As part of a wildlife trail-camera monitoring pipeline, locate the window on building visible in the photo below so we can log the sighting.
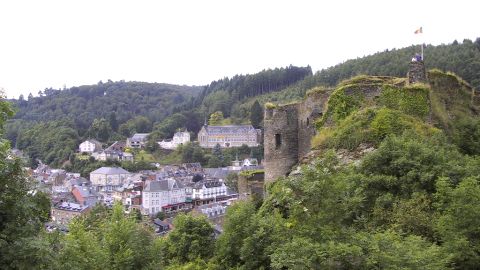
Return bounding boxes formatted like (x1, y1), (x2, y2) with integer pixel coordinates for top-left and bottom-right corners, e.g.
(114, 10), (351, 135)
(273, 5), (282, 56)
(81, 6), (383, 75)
(275, 134), (281, 149)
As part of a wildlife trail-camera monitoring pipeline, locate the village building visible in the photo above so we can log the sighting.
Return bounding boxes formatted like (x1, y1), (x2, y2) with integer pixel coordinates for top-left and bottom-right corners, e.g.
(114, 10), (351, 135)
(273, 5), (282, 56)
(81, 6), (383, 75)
(126, 133), (150, 149)
(142, 179), (186, 215)
(192, 179), (234, 206)
(89, 167), (131, 194)
(91, 150), (134, 162)
(106, 141), (126, 151)
(51, 202), (90, 226)
(72, 186), (102, 206)
(197, 124), (262, 148)
(79, 139), (102, 153)
(195, 201), (228, 225)
(158, 129), (190, 149)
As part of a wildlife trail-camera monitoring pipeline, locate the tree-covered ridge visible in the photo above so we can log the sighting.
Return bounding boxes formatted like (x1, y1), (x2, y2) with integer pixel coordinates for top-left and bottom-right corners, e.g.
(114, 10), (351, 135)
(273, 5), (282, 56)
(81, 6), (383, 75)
(171, 65), (313, 119)
(12, 80), (202, 125)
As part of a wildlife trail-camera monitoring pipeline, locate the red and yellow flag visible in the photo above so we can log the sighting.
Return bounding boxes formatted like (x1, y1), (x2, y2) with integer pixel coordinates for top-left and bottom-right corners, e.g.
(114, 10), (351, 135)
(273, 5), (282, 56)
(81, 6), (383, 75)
(414, 27), (422, 34)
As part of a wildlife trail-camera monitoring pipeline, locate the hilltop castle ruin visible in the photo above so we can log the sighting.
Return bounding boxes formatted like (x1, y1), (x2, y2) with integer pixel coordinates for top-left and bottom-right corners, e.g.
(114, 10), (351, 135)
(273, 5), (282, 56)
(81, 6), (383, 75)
(264, 61), (426, 183)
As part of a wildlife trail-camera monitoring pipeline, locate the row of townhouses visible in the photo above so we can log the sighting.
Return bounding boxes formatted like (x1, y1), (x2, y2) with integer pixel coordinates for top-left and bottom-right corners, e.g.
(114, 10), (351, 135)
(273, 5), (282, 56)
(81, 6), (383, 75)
(31, 161), (263, 229)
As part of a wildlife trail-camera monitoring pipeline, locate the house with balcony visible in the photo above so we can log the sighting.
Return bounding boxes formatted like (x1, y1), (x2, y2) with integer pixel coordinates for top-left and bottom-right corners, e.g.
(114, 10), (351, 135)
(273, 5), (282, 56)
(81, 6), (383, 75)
(192, 179), (229, 206)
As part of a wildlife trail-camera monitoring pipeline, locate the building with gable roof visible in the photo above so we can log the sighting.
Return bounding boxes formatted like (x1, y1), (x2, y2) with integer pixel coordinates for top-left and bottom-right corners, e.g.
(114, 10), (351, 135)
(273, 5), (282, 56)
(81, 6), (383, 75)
(158, 129), (190, 149)
(106, 141), (126, 151)
(90, 167), (131, 193)
(142, 179), (186, 215)
(72, 186), (102, 206)
(92, 150), (134, 162)
(79, 139), (102, 153)
(197, 124), (262, 148)
(126, 133), (150, 149)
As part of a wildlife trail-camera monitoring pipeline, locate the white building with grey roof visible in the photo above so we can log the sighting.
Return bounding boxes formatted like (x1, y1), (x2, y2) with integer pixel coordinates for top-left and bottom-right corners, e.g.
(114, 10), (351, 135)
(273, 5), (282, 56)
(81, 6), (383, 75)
(142, 179), (186, 215)
(197, 124), (262, 148)
(192, 179), (229, 206)
(90, 167), (131, 194)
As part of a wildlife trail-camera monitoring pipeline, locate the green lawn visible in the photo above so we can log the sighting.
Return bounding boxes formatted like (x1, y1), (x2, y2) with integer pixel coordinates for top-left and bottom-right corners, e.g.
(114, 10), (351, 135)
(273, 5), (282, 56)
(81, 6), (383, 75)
(134, 150), (157, 162)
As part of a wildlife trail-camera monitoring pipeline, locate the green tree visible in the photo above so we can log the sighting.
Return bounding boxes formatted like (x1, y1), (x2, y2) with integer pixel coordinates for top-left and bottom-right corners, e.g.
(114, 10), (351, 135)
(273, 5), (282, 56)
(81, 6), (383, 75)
(225, 172), (239, 192)
(181, 142), (195, 163)
(250, 100), (263, 129)
(192, 147), (205, 163)
(209, 111), (224, 126)
(0, 90), (52, 268)
(214, 201), (257, 268)
(108, 111), (119, 132)
(211, 143), (223, 160)
(208, 156), (222, 168)
(162, 212), (215, 265)
(61, 202), (157, 269)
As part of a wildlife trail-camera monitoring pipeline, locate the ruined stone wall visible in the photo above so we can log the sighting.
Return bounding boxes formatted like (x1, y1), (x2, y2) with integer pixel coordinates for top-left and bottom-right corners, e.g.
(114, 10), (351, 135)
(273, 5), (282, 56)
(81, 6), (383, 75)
(408, 61), (426, 84)
(264, 91), (332, 184)
(296, 91), (332, 160)
(238, 172), (265, 201)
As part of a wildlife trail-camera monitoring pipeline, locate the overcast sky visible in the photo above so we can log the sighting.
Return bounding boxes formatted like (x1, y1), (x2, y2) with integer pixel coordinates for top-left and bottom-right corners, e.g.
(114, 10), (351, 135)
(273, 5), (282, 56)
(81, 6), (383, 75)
(1, 0), (478, 99)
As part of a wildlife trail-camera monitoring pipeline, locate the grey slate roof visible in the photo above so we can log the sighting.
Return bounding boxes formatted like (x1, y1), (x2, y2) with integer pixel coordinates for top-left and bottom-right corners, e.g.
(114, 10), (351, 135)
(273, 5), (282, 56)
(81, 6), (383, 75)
(144, 179), (184, 192)
(203, 168), (231, 179)
(75, 186), (94, 198)
(193, 179), (224, 189)
(90, 167), (131, 175)
(204, 125), (259, 135)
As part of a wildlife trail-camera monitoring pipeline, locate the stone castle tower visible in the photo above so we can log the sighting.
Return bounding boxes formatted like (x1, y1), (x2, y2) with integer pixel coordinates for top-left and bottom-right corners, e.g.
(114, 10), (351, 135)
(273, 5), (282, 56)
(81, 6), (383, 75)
(408, 61), (426, 84)
(264, 91), (331, 184)
(264, 61), (426, 184)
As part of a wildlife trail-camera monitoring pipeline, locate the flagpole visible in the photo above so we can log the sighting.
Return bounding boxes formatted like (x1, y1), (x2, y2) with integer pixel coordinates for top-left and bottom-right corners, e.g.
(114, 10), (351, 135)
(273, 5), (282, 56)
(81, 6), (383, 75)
(421, 43), (424, 61)
(422, 27), (424, 61)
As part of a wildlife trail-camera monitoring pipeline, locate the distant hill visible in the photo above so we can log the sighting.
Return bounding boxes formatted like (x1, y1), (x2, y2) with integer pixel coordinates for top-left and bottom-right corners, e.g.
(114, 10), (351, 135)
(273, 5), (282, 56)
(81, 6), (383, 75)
(12, 81), (202, 125)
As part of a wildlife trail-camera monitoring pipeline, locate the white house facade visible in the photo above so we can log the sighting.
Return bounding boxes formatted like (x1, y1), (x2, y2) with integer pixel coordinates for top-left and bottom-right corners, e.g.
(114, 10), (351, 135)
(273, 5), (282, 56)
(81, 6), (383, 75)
(192, 179), (227, 200)
(158, 129), (190, 149)
(142, 179), (186, 215)
(89, 167), (131, 193)
(79, 139), (102, 153)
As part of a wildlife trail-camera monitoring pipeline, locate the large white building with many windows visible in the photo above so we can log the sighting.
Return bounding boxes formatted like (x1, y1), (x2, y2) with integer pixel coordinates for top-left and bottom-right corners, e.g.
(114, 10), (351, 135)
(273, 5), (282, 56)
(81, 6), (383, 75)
(197, 125), (262, 148)
(142, 179), (186, 215)
(89, 167), (131, 194)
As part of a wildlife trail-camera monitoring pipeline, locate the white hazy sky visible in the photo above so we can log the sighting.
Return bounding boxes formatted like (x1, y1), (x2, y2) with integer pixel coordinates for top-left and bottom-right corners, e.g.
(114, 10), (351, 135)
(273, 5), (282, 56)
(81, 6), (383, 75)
(1, 0), (478, 99)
